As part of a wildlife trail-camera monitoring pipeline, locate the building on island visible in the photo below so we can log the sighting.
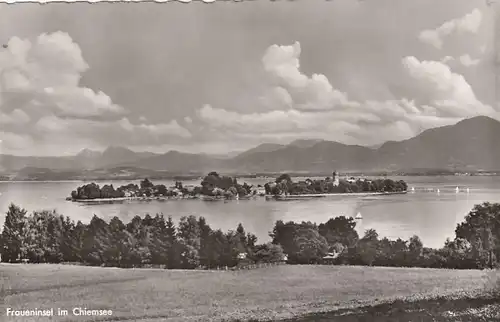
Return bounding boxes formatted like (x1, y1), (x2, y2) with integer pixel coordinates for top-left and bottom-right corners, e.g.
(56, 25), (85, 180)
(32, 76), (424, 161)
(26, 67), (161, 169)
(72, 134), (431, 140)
(332, 171), (340, 186)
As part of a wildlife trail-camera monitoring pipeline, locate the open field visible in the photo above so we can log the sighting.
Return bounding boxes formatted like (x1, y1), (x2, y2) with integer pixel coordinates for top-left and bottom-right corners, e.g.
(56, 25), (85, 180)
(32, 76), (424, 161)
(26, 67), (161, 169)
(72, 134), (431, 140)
(0, 264), (496, 322)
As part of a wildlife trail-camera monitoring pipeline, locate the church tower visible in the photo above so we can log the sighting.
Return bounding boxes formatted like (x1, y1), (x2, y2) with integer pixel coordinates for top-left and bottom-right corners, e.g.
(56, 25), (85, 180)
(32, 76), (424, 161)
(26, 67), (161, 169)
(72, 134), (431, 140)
(332, 171), (339, 186)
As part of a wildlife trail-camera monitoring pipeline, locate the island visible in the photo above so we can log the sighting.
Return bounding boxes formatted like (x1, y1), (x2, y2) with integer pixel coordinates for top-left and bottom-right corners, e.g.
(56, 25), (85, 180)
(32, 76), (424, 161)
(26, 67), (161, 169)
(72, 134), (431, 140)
(264, 171), (408, 200)
(66, 172), (259, 203)
(66, 171), (407, 203)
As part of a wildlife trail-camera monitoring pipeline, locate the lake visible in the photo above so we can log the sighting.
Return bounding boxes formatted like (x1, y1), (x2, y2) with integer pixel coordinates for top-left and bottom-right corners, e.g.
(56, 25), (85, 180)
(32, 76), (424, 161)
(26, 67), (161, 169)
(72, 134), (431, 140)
(1, 176), (500, 248)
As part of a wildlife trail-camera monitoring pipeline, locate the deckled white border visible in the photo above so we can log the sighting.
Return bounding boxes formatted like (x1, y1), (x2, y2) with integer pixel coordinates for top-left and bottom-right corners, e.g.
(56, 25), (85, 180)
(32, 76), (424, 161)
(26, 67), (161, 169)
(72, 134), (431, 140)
(0, 0), (257, 3)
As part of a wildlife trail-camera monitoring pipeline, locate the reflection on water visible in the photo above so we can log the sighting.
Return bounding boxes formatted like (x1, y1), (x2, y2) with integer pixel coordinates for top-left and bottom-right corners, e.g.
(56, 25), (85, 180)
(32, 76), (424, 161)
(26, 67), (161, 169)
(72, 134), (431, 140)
(0, 176), (500, 248)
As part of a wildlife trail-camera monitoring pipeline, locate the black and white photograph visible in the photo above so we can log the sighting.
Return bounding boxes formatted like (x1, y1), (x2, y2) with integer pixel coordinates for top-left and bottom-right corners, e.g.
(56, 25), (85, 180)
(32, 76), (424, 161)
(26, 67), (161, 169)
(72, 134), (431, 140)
(0, 0), (499, 321)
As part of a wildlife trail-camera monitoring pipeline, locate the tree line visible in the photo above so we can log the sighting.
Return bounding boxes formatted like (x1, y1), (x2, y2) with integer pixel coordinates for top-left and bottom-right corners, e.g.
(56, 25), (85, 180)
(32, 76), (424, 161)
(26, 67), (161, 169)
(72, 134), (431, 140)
(271, 202), (500, 269)
(70, 173), (256, 201)
(70, 178), (190, 200)
(265, 173), (408, 195)
(1, 201), (499, 270)
(0, 203), (284, 268)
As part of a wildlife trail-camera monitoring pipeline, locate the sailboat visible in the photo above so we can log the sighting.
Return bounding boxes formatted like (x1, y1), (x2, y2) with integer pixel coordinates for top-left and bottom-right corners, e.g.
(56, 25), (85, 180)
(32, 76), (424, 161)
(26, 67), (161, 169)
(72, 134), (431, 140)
(355, 212), (363, 220)
(437, 189), (440, 194)
(466, 188), (470, 193)
(455, 187), (460, 193)
(411, 187), (415, 193)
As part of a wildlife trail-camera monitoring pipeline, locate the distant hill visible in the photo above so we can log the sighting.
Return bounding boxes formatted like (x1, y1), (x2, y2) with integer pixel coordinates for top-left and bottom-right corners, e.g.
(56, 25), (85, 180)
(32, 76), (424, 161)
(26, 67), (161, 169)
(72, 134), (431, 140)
(98, 146), (159, 168)
(227, 141), (376, 173)
(0, 155), (77, 172)
(234, 143), (286, 159)
(377, 115), (500, 171)
(2, 116), (500, 179)
(288, 139), (325, 148)
(119, 150), (222, 173)
(0, 146), (161, 174)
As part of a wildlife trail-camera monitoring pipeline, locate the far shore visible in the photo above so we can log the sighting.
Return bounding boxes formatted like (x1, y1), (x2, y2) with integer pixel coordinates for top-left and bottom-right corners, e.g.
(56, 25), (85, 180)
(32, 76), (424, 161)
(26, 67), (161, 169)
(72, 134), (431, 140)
(2, 172), (499, 183)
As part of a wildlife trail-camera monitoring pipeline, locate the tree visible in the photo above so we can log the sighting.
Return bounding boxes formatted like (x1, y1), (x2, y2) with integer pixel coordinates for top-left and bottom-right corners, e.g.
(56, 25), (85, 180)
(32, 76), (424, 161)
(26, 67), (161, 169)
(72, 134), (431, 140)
(356, 229), (379, 266)
(106, 217), (134, 267)
(455, 202), (500, 268)
(81, 215), (111, 265)
(210, 229), (233, 267)
(154, 185), (168, 197)
(1, 204), (27, 262)
(407, 235), (423, 265)
(270, 220), (297, 256)
(140, 178), (154, 190)
(59, 215), (77, 262)
(252, 243), (285, 263)
(22, 211), (48, 263)
(178, 216), (201, 268)
(74, 183), (101, 199)
(292, 227), (328, 264)
(165, 216), (181, 269)
(318, 216), (359, 248)
(44, 211), (65, 263)
(198, 217), (213, 268)
(442, 238), (475, 269)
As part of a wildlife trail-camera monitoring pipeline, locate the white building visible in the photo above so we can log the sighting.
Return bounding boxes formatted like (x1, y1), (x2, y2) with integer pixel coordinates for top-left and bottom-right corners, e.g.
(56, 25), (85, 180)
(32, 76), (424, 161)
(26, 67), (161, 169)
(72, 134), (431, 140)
(332, 171), (340, 186)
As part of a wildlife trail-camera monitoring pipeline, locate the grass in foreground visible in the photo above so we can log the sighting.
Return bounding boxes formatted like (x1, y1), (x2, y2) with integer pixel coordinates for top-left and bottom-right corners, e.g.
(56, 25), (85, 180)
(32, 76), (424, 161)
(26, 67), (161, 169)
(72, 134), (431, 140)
(0, 264), (495, 321)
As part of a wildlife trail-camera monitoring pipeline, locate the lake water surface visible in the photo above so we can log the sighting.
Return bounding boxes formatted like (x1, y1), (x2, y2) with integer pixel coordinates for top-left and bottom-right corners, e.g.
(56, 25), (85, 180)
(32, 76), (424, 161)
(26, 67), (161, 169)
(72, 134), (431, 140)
(1, 176), (500, 248)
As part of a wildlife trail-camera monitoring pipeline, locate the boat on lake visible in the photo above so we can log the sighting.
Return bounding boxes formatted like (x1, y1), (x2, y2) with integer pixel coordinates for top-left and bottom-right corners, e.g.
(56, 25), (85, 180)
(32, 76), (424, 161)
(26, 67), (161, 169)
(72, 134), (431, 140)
(355, 212), (363, 220)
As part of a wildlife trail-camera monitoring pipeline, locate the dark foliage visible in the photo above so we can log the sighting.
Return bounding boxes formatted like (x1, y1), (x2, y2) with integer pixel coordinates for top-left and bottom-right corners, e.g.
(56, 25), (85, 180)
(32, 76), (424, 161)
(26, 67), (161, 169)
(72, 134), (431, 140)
(3, 201), (500, 271)
(265, 174), (407, 196)
(0, 204), (282, 269)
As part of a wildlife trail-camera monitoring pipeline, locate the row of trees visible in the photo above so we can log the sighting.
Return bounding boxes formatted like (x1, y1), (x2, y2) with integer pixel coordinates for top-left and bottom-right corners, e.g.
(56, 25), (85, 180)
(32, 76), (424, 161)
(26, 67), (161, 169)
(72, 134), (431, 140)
(270, 202), (500, 269)
(70, 179), (199, 200)
(1, 201), (498, 270)
(70, 173), (256, 200)
(200, 172), (254, 198)
(0, 204), (285, 268)
(265, 174), (408, 195)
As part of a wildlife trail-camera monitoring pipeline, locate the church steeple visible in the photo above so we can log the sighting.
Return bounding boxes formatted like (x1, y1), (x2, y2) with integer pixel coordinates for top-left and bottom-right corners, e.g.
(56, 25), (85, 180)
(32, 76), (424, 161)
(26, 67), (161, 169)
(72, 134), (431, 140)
(332, 170), (339, 186)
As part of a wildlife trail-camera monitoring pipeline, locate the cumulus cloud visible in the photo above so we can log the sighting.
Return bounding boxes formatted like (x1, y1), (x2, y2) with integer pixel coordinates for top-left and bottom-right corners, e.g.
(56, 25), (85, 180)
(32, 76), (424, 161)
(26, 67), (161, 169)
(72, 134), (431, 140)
(0, 32), (191, 155)
(418, 9), (482, 49)
(441, 56), (454, 64)
(258, 87), (293, 110)
(0, 32), (124, 118)
(459, 54), (480, 66)
(261, 42), (358, 111)
(35, 115), (191, 139)
(440, 54), (480, 67)
(0, 109), (30, 125)
(402, 56), (493, 116)
(197, 41), (493, 147)
(31, 115), (191, 155)
(0, 131), (35, 153)
(184, 116), (193, 124)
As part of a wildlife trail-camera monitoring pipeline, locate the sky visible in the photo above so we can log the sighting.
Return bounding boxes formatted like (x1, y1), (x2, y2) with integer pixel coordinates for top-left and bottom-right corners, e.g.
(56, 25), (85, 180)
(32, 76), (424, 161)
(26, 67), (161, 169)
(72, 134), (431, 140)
(0, 0), (497, 156)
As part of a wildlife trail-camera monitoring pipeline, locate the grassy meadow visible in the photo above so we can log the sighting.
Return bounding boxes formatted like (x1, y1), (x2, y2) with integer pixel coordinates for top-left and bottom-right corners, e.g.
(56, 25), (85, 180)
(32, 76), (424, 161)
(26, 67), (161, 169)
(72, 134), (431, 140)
(1, 264), (497, 321)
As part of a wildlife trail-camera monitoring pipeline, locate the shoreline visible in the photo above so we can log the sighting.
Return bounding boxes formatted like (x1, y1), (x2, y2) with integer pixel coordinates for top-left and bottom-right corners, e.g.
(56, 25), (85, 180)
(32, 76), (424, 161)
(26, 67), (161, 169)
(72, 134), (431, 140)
(68, 191), (407, 203)
(266, 191), (407, 200)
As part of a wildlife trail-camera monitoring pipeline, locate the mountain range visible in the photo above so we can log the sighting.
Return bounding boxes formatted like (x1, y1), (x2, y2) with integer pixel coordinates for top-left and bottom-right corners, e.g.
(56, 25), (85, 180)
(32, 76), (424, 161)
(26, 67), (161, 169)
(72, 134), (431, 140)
(2, 115), (500, 180)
